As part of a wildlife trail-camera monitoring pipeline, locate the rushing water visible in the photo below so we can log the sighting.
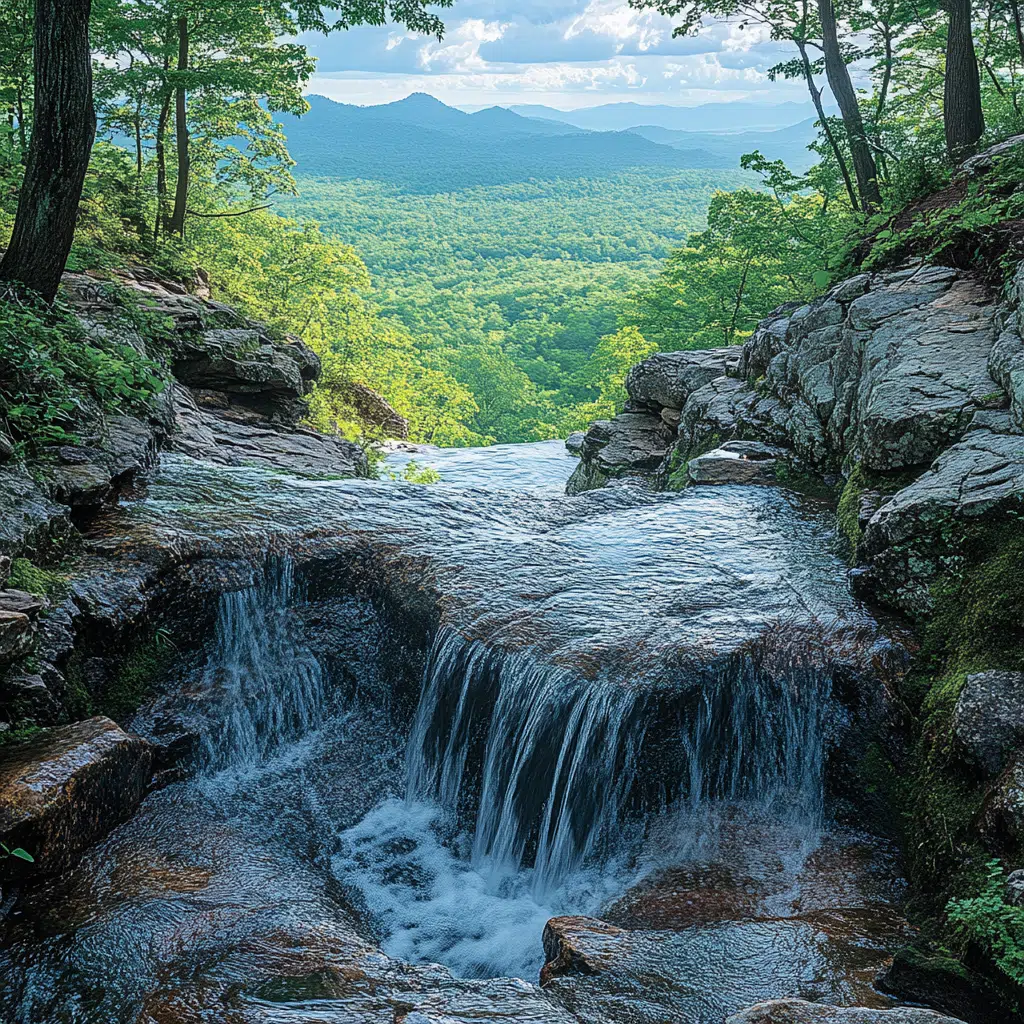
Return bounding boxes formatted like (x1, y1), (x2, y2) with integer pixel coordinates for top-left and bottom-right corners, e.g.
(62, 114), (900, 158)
(0, 440), (908, 1022)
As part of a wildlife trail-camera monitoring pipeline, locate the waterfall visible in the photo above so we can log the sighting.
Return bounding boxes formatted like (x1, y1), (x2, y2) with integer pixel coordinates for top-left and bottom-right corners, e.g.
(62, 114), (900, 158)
(199, 558), (326, 767)
(405, 626), (834, 894)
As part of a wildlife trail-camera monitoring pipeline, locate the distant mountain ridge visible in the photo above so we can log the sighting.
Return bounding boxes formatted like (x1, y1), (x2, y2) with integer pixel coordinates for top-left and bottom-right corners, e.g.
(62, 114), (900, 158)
(279, 94), (817, 192)
(507, 100), (831, 133)
(281, 94), (726, 192)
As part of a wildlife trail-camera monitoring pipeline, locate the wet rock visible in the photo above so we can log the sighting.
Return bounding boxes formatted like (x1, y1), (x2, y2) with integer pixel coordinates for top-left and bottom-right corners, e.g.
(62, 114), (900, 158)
(68, 561), (156, 637)
(0, 589), (47, 617)
(541, 916), (625, 984)
(46, 461), (113, 506)
(540, 897), (911, 1024)
(0, 672), (60, 722)
(953, 671), (1024, 775)
(565, 430), (586, 455)
(990, 301), (1024, 431)
(169, 383), (368, 477)
(726, 1000), (966, 1023)
(565, 457), (610, 495)
(0, 717), (152, 879)
(0, 466), (72, 559)
(688, 441), (784, 486)
(1006, 869), (1024, 907)
(0, 432), (14, 462)
(42, 413), (162, 508)
(626, 346), (740, 409)
(0, 610), (33, 665)
(572, 413), (674, 485)
(983, 752), (1024, 850)
(858, 429), (1024, 616)
(878, 943), (1008, 1023)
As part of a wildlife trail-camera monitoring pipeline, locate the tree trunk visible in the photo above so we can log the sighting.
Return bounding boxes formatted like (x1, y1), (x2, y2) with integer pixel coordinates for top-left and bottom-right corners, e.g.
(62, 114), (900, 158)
(944, 0), (985, 160)
(818, 0), (882, 211)
(154, 89), (171, 238)
(134, 96), (143, 179)
(796, 39), (860, 212)
(0, 0), (95, 304)
(167, 15), (190, 238)
(1009, 0), (1024, 69)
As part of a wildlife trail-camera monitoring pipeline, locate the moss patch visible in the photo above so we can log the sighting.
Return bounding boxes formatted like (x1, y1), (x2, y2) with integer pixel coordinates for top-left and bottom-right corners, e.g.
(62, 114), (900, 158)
(888, 515), (1024, 998)
(0, 724), (49, 748)
(837, 466), (865, 555)
(6, 558), (69, 599)
(97, 630), (176, 724)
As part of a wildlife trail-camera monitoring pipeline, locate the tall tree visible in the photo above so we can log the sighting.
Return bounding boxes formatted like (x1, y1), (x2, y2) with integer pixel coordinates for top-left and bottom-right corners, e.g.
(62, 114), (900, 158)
(0, 0), (95, 302)
(630, 0), (862, 211)
(817, 0), (882, 209)
(944, 0), (986, 157)
(167, 14), (190, 235)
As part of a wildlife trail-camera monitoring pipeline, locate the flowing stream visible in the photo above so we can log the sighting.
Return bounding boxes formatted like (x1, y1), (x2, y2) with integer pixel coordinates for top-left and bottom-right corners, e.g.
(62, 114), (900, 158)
(0, 440), (909, 1023)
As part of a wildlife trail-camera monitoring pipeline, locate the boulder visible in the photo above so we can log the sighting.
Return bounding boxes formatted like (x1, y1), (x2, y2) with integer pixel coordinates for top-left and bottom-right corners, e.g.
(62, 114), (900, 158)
(726, 1000), (966, 1023)
(672, 375), (755, 462)
(172, 328), (307, 406)
(737, 265), (1001, 473)
(625, 347), (739, 410)
(0, 717), (152, 879)
(565, 431), (586, 456)
(687, 441), (784, 486)
(41, 412), (162, 508)
(0, 610), (33, 665)
(983, 752), (1024, 849)
(858, 428), (1024, 617)
(540, 916), (625, 984)
(0, 466), (72, 559)
(1007, 869), (1024, 907)
(953, 671), (1024, 775)
(577, 414), (675, 477)
(0, 589), (46, 617)
(878, 943), (1010, 1023)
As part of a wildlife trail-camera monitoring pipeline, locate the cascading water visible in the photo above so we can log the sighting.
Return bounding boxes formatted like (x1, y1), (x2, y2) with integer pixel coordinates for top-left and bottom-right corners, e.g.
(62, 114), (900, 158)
(402, 626), (835, 897)
(197, 557), (325, 768)
(0, 443), (908, 1023)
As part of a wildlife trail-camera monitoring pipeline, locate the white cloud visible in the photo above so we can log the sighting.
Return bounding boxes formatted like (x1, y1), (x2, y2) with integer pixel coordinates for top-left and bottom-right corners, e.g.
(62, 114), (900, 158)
(563, 1), (667, 52)
(419, 19), (511, 72)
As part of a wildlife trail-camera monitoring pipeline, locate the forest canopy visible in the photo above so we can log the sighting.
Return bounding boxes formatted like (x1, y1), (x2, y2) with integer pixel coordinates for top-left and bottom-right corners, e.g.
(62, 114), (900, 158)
(0, 0), (1023, 448)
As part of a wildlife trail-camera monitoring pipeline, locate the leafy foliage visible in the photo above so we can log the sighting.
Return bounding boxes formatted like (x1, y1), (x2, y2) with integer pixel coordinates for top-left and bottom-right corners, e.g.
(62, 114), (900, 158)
(948, 861), (1024, 984)
(0, 294), (166, 455)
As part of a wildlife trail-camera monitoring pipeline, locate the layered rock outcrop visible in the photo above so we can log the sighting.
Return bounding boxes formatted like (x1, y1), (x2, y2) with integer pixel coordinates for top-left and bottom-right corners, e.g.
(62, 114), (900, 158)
(0, 268), (372, 755)
(568, 260), (1024, 620)
(0, 717), (151, 882)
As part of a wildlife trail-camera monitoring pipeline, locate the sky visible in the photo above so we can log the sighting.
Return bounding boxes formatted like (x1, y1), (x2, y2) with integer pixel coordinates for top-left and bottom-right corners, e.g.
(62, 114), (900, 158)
(301, 1), (814, 110)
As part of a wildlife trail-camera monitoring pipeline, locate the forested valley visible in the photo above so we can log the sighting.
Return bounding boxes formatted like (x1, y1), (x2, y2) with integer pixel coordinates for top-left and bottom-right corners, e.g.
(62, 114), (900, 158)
(1, 0), (1023, 452)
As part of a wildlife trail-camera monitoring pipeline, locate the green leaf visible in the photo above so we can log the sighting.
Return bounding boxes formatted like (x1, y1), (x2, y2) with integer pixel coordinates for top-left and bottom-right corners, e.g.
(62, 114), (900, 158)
(812, 270), (831, 290)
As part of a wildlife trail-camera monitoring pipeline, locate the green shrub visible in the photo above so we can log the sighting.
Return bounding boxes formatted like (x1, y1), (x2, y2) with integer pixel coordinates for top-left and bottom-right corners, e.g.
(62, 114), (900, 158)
(0, 294), (166, 456)
(948, 861), (1024, 985)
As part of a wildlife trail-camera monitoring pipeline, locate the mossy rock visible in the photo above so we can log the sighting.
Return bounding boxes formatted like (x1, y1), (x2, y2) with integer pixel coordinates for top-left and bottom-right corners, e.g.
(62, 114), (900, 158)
(880, 942), (1020, 1023)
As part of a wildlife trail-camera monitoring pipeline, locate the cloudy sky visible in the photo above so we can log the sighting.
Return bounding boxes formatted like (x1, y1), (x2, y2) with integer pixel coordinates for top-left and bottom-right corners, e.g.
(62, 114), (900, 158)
(301, 1), (813, 110)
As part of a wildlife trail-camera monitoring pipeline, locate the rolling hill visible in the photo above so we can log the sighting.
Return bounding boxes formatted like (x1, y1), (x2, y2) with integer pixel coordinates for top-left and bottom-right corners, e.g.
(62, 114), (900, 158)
(506, 100), (829, 133)
(279, 94), (725, 191)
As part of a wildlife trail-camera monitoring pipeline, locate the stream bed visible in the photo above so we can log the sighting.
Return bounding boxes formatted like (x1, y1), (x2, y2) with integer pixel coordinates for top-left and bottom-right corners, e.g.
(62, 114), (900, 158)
(0, 440), (912, 1023)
